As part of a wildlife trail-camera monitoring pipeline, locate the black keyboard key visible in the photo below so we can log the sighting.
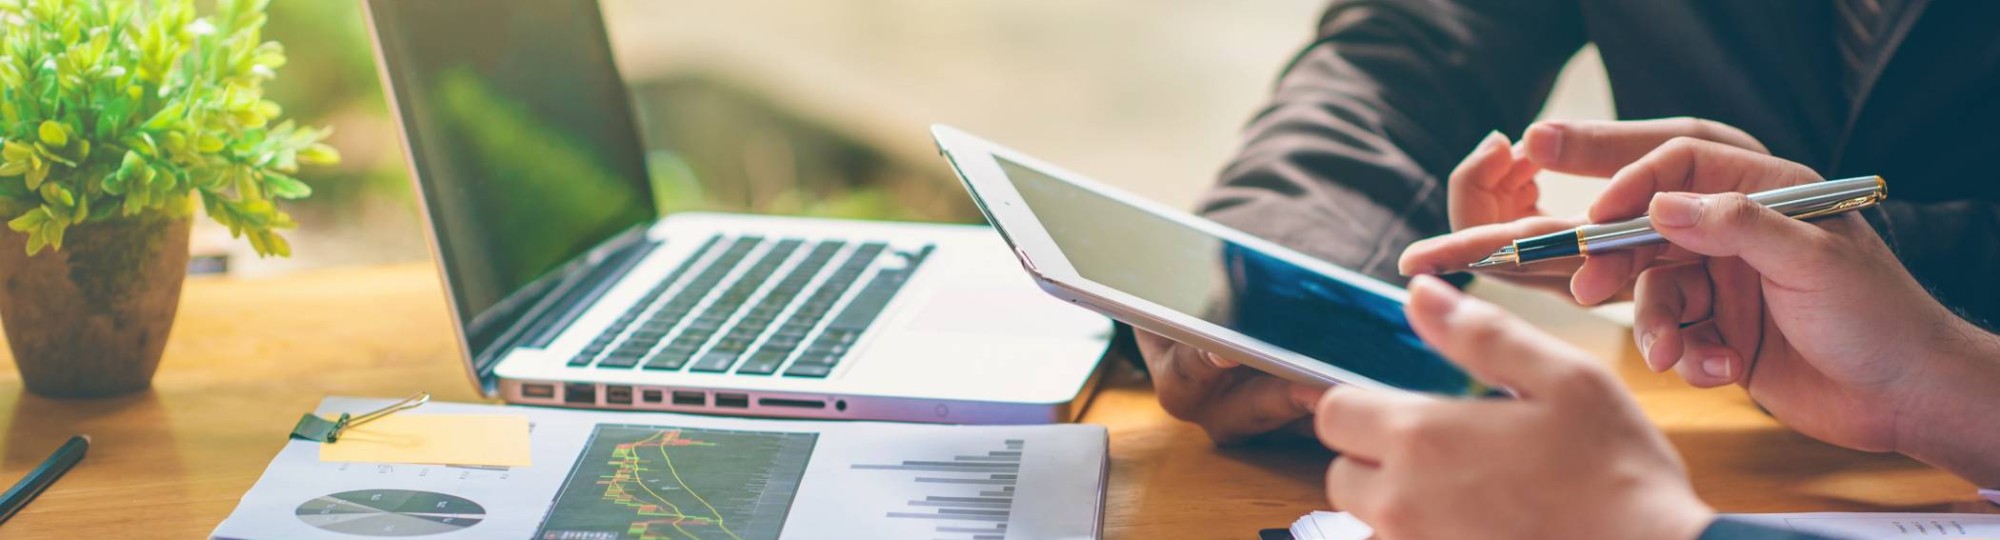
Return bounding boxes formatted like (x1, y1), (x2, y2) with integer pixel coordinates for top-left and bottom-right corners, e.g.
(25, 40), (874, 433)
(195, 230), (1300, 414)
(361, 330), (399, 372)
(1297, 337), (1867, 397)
(784, 363), (833, 378)
(689, 352), (741, 373)
(736, 352), (788, 375)
(598, 353), (643, 368)
(642, 351), (695, 371)
(827, 270), (911, 331)
(568, 354), (597, 367)
(793, 353), (839, 366)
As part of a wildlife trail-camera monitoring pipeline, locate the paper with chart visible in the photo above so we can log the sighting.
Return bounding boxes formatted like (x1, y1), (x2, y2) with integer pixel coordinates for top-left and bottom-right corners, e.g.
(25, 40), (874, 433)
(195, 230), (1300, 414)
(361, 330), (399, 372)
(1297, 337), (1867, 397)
(212, 397), (1107, 540)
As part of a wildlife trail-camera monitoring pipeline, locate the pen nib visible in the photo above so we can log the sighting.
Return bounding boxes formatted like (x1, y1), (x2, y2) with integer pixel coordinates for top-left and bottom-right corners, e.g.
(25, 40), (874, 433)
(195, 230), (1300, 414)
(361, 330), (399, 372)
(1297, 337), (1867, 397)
(1468, 249), (1517, 269)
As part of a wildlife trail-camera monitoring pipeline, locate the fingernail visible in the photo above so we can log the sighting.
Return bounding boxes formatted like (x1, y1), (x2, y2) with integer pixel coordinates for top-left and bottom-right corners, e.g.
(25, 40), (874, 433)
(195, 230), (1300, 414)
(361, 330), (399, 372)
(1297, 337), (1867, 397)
(1524, 122), (1564, 165)
(1638, 332), (1655, 361)
(1651, 193), (1705, 228)
(1291, 385), (1325, 411)
(1474, 130), (1508, 157)
(1701, 357), (1731, 380)
(1203, 352), (1233, 369)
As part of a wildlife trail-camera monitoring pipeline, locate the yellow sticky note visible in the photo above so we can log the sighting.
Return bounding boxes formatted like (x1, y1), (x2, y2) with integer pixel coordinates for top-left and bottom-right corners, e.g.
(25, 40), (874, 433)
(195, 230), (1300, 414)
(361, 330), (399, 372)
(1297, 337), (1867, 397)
(319, 415), (531, 467)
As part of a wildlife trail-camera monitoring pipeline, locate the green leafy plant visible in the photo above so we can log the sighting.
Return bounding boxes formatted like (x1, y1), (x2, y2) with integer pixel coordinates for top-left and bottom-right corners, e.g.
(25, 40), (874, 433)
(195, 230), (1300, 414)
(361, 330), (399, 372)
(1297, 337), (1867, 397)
(0, 0), (338, 256)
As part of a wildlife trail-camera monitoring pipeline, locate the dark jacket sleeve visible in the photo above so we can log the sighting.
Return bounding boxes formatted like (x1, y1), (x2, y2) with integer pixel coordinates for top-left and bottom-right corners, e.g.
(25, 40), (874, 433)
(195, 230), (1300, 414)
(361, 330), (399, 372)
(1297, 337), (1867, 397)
(1874, 201), (2000, 328)
(1199, 0), (1586, 283)
(1699, 517), (1845, 540)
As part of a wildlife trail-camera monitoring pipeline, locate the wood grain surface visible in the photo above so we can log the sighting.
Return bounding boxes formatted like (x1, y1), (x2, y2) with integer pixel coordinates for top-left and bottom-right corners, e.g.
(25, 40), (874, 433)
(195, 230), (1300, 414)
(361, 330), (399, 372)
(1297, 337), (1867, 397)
(0, 264), (1988, 538)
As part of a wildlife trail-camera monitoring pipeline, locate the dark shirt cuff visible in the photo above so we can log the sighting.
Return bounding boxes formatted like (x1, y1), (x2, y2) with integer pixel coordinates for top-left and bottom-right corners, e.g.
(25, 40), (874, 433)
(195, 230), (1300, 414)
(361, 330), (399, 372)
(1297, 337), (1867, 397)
(1699, 516), (1843, 540)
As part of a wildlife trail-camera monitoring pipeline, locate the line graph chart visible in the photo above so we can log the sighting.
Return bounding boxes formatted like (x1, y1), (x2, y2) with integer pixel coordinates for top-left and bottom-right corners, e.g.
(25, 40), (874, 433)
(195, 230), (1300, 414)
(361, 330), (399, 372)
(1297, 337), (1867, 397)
(536, 424), (816, 540)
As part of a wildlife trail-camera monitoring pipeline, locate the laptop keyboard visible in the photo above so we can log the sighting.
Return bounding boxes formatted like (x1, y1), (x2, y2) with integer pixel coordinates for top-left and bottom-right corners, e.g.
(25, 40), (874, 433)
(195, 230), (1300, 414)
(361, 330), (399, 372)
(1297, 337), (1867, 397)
(568, 233), (931, 378)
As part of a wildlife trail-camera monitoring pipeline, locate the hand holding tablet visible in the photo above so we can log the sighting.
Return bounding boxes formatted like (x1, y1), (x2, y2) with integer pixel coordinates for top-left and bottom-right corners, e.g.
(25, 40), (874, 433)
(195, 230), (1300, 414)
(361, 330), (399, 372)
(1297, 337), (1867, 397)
(933, 125), (1485, 398)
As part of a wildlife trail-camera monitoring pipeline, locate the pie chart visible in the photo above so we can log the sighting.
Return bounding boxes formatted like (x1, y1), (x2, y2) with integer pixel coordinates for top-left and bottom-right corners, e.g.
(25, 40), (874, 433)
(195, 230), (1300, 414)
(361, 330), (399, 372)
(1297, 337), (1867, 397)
(296, 489), (487, 536)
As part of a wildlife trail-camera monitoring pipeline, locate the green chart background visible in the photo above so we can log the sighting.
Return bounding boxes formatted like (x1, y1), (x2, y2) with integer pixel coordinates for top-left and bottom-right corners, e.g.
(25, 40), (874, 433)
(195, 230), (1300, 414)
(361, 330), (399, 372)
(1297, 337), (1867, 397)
(537, 424), (818, 540)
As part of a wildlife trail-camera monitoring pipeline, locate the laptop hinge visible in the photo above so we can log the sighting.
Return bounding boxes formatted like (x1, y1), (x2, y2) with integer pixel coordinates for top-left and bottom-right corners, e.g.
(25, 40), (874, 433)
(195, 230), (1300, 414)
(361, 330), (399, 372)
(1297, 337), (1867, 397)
(474, 228), (662, 389)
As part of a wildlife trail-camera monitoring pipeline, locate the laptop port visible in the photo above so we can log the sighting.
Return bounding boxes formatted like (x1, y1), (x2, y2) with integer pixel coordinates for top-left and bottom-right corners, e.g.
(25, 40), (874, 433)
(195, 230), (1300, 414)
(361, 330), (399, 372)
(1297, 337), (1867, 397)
(521, 383), (556, 399)
(758, 398), (825, 409)
(564, 383), (596, 405)
(715, 393), (749, 409)
(641, 389), (663, 404)
(671, 391), (706, 406)
(605, 385), (633, 405)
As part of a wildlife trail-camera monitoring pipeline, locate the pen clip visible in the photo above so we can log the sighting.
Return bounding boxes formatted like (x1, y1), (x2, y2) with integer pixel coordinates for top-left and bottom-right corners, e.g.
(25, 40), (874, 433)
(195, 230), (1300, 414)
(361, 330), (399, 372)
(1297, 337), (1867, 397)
(289, 392), (430, 443)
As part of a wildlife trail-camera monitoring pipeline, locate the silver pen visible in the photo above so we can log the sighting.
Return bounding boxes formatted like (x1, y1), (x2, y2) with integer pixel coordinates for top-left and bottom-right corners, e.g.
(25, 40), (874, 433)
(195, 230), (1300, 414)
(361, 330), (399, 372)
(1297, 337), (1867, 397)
(1469, 176), (1887, 268)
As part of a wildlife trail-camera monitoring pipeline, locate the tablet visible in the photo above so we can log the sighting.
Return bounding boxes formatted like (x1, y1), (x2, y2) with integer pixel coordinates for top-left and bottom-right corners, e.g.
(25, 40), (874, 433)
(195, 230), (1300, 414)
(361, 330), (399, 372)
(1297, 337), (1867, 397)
(932, 125), (1483, 396)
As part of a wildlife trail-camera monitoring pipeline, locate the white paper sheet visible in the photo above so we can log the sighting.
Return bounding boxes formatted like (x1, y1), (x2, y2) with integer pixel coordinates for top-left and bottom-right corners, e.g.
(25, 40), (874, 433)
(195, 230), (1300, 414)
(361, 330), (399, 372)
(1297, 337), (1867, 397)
(1287, 511), (2000, 540)
(1725, 512), (2000, 538)
(212, 397), (1106, 540)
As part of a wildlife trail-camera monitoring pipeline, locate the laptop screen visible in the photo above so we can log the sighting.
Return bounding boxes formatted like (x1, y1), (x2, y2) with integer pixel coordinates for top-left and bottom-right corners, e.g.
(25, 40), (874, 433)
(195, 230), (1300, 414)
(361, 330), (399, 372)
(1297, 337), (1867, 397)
(368, 0), (655, 362)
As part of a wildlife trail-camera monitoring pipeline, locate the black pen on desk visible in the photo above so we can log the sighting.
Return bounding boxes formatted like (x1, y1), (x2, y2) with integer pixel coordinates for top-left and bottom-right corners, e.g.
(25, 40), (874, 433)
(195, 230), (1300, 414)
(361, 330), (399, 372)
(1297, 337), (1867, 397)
(1470, 176), (1887, 268)
(0, 435), (90, 525)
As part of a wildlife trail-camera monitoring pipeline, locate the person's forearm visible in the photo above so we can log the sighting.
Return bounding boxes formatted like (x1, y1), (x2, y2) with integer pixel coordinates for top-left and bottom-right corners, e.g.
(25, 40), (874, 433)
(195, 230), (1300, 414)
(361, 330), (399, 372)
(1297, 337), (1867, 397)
(1199, 0), (1584, 283)
(1897, 320), (2000, 487)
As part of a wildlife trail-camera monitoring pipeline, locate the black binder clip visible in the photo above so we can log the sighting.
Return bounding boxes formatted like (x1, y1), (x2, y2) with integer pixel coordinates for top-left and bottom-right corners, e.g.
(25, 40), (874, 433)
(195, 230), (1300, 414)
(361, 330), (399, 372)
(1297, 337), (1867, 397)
(289, 392), (430, 443)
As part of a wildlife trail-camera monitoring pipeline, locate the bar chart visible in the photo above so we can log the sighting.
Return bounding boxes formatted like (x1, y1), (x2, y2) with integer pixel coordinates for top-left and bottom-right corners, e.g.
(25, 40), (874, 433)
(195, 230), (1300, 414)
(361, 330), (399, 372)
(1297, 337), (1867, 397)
(850, 438), (1025, 540)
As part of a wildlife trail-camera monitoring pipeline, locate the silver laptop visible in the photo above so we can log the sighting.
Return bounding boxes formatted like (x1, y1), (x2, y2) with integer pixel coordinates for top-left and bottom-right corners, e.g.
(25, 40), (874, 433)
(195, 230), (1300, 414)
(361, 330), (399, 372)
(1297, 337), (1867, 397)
(361, 0), (1111, 423)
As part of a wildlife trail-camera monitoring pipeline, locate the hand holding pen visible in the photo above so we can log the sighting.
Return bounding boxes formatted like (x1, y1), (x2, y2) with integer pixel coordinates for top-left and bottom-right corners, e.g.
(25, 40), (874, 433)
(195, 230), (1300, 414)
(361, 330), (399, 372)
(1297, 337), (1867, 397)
(1394, 137), (2000, 488)
(1467, 176), (1885, 269)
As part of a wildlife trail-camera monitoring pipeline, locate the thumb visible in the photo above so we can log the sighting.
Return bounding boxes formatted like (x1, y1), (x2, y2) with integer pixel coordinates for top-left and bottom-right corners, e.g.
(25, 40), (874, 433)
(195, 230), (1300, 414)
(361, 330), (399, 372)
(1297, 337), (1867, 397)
(1648, 192), (1846, 289)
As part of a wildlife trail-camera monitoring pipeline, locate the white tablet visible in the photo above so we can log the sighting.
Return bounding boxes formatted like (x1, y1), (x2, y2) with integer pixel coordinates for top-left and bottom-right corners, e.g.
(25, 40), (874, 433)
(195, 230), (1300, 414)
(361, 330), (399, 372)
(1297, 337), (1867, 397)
(932, 124), (1485, 396)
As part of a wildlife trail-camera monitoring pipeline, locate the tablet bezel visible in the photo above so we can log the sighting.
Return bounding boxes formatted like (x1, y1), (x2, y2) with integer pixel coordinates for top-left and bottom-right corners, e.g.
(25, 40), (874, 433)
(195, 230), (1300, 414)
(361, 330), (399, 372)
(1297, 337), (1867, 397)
(932, 124), (1427, 392)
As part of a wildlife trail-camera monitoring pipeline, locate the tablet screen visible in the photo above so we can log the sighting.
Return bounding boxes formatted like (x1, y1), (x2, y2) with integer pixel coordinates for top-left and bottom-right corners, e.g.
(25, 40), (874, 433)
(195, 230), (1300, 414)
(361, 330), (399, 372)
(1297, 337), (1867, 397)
(996, 158), (1479, 395)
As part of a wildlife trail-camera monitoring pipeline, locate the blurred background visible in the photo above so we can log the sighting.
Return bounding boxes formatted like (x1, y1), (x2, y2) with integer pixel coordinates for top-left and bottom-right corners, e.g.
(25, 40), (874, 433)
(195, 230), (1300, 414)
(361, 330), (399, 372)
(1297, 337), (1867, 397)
(243, 0), (1613, 278)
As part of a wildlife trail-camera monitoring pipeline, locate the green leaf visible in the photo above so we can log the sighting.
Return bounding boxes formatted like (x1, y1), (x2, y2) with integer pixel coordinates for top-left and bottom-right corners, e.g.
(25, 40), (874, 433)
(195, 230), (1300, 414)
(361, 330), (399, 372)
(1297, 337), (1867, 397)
(24, 162), (47, 190)
(7, 208), (46, 232)
(297, 143), (340, 166)
(40, 219), (63, 251)
(24, 227), (46, 255)
(37, 120), (65, 147)
(262, 171), (309, 199)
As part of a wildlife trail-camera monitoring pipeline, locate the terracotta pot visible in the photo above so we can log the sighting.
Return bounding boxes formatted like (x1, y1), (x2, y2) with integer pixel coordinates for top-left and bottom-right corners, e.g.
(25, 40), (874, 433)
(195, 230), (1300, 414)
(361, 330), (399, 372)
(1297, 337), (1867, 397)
(0, 213), (191, 398)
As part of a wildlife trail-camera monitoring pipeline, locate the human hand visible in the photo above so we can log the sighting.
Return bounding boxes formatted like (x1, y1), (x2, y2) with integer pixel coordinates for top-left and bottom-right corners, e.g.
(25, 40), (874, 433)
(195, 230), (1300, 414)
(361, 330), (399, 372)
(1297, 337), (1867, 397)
(1315, 276), (1712, 540)
(1402, 118), (1770, 304)
(1585, 140), (2000, 479)
(1134, 330), (1322, 444)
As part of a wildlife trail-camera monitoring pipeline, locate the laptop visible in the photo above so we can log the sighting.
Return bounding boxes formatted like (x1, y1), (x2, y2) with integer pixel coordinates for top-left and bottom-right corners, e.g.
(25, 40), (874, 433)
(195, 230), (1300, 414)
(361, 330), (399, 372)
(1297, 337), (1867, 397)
(361, 0), (1112, 423)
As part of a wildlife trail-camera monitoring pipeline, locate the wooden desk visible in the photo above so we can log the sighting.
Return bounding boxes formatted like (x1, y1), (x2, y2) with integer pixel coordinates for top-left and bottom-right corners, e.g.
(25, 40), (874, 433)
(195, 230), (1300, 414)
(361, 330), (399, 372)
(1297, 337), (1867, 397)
(0, 264), (1988, 538)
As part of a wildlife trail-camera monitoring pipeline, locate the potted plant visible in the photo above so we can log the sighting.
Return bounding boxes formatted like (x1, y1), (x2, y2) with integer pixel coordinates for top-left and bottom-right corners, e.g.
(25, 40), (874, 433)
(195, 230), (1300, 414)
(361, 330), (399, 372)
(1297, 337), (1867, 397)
(0, 0), (338, 397)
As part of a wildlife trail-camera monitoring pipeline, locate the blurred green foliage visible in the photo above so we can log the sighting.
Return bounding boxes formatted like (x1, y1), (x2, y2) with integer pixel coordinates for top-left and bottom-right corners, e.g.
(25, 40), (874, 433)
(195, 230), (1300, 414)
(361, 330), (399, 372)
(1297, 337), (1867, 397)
(0, 0), (339, 256)
(435, 67), (641, 287)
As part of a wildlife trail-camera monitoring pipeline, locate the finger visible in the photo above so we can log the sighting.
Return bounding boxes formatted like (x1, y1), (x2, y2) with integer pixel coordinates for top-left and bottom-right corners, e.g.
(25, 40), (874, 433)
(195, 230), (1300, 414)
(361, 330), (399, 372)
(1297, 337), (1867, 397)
(1398, 215), (1584, 275)
(1404, 275), (1592, 396)
(1136, 334), (1233, 418)
(1314, 384), (1430, 460)
(1632, 264), (1713, 372)
(1671, 323), (1742, 388)
(1446, 131), (1512, 227)
(1448, 131), (1542, 230)
(1569, 250), (1635, 306)
(1590, 138), (1821, 222)
(1647, 192), (1848, 292)
(1522, 117), (1769, 178)
(1325, 457), (1384, 517)
(1195, 377), (1322, 444)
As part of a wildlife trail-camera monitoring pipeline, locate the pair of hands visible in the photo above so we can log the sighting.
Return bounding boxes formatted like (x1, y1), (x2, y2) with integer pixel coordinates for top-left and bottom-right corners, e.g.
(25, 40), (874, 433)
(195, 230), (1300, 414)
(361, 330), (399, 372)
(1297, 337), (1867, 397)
(1144, 117), (1924, 446)
(1143, 118), (2000, 538)
(1139, 119), (1797, 444)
